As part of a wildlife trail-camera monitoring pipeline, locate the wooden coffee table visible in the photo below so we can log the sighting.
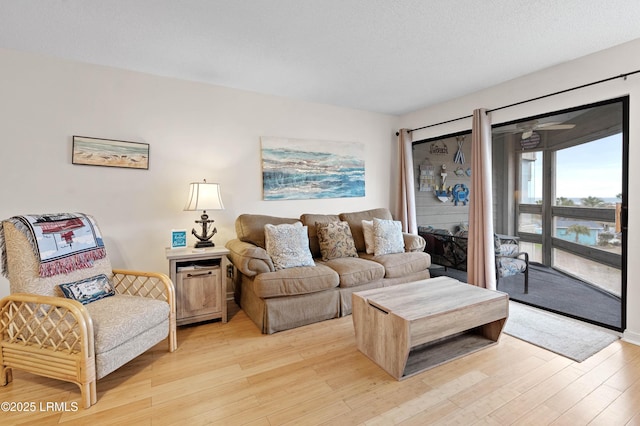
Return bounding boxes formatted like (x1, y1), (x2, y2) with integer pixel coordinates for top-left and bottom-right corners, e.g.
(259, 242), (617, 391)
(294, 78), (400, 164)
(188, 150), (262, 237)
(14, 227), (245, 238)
(352, 276), (508, 380)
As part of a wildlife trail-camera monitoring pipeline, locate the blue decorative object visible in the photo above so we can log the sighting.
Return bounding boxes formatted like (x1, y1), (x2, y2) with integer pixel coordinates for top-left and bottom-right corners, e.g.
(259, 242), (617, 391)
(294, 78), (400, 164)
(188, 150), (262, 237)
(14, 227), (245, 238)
(435, 189), (450, 202)
(454, 136), (465, 164)
(452, 183), (469, 206)
(171, 229), (187, 249)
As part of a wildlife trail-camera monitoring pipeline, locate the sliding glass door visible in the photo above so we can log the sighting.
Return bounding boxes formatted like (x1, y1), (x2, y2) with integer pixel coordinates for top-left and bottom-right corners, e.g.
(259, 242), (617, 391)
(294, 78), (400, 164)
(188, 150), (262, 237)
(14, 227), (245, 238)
(492, 98), (627, 331)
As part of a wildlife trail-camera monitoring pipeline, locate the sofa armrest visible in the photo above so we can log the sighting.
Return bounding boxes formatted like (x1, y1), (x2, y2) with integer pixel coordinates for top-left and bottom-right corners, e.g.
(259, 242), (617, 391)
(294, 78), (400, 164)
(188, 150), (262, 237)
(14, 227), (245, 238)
(225, 239), (274, 276)
(403, 233), (426, 252)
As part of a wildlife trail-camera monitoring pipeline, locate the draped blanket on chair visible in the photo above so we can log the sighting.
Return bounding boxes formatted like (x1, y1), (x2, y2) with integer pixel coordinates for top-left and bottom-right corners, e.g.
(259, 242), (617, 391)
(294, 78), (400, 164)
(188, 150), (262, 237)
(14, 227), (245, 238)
(1, 213), (106, 277)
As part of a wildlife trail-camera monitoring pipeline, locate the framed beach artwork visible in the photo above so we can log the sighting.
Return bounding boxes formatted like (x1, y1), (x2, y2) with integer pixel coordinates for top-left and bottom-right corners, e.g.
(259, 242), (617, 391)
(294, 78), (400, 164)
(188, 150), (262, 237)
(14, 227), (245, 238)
(261, 137), (365, 200)
(72, 136), (149, 170)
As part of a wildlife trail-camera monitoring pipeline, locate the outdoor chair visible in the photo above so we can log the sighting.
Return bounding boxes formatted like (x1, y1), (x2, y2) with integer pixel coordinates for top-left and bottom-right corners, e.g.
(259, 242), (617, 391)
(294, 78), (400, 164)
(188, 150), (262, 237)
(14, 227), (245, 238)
(495, 236), (529, 293)
(0, 214), (177, 408)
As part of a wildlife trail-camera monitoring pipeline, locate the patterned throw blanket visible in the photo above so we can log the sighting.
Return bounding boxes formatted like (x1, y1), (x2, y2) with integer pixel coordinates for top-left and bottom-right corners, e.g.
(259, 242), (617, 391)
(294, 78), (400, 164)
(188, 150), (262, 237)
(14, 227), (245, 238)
(0, 213), (106, 277)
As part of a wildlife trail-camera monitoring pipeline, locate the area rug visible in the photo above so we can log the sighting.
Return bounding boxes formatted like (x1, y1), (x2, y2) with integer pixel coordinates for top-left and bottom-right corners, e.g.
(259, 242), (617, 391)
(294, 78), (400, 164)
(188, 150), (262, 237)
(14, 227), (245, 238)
(503, 301), (619, 362)
(429, 264), (622, 329)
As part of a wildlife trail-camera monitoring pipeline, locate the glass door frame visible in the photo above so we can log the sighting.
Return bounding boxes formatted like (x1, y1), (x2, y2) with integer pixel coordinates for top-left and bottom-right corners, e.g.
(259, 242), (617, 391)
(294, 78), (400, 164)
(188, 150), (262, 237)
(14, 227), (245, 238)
(496, 96), (628, 332)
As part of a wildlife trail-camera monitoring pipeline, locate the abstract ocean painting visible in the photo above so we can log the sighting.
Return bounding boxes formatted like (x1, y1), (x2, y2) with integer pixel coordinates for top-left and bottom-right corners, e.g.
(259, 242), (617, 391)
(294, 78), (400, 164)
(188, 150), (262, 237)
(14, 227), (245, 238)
(261, 137), (365, 200)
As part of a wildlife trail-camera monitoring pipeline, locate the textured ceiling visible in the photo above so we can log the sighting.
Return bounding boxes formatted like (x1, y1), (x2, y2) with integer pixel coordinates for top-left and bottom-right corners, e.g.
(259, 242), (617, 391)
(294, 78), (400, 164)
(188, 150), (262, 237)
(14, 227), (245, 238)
(2, 1), (640, 115)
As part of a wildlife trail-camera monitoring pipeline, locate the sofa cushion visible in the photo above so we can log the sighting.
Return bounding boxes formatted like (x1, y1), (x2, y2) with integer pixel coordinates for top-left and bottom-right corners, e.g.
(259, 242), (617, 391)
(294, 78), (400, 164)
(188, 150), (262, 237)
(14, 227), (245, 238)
(300, 213), (340, 258)
(251, 264), (339, 298)
(339, 208), (393, 252)
(362, 220), (375, 254)
(318, 257), (385, 288)
(360, 251), (431, 278)
(264, 222), (315, 270)
(235, 214), (299, 249)
(373, 218), (405, 255)
(85, 294), (169, 354)
(316, 221), (358, 261)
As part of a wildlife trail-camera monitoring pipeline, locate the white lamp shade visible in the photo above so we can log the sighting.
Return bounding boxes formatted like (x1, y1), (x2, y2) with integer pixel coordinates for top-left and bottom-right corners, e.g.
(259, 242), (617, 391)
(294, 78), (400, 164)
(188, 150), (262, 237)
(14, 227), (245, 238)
(184, 182), (224, 211)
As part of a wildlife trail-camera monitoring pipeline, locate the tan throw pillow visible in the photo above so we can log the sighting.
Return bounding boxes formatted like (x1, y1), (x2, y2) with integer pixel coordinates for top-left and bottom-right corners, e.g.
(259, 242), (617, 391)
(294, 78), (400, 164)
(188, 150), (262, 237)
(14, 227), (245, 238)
(362, 220), (375, 254)
(264, 222), (314, 270)
(373, 218), (405, 256)
(316, 221), (358, 261)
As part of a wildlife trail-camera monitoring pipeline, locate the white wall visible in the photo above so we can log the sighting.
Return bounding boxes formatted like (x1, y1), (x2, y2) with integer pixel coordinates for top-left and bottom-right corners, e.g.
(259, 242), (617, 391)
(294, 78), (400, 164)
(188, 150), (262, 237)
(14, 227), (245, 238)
(0, 48), (399, 297)
(399, 38), (640, 344)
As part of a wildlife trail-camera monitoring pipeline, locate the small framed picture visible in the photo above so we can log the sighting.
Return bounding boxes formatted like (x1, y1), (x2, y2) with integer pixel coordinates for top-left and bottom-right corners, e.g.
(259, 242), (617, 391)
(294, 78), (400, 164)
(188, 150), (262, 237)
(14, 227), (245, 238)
(171, 229), (187, 249)
(72, 135), (150, 170)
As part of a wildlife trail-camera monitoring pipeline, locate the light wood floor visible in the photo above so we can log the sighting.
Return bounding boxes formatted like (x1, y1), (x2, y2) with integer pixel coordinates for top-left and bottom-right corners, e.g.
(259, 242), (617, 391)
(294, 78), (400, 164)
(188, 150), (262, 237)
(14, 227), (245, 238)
(2, 303), (640, 425)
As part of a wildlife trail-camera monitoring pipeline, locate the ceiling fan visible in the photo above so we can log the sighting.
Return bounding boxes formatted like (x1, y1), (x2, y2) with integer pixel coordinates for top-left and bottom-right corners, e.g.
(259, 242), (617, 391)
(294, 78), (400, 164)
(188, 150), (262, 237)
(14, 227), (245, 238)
(496, 119), (576, 140)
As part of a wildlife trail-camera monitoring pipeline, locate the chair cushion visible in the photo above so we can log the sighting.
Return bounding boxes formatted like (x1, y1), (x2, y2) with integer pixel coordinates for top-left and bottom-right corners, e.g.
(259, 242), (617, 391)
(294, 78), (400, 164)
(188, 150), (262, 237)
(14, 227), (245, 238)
(316, 221), (358, 261)
(360, 251), (431, 278)
(498, 243), (519, 256)
(318, 257), (385, 288)
(85, 294), (170, 354)
(497, 257), (527, 277)
(251, 264), (339, 298)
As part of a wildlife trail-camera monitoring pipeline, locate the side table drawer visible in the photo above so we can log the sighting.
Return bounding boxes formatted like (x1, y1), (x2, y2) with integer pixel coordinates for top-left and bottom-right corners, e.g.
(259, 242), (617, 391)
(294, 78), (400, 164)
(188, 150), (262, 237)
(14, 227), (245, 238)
(176, 266), (222, 325)
(166, 247), (230, 327)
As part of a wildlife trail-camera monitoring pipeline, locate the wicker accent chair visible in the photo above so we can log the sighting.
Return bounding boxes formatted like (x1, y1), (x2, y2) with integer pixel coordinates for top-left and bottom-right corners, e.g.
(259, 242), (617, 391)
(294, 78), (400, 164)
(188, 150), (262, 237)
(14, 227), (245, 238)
(0, 217), (177, 409)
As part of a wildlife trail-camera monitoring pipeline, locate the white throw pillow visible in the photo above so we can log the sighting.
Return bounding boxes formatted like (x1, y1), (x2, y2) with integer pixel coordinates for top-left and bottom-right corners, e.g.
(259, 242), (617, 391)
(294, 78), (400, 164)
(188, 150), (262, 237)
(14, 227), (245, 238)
(264, 222), (315, 270)
(373, 218), (405, 256)
(361, 220), (375, 254)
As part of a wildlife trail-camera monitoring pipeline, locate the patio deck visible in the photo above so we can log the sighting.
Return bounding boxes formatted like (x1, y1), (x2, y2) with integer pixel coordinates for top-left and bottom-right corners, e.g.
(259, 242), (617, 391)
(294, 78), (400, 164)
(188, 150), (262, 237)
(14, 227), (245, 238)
(429, 262), (622, 331)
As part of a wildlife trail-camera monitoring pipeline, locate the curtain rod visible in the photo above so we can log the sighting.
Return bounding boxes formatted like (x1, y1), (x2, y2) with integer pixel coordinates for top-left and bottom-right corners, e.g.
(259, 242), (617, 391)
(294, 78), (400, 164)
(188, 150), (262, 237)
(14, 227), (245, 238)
(400, 68), (640, 135)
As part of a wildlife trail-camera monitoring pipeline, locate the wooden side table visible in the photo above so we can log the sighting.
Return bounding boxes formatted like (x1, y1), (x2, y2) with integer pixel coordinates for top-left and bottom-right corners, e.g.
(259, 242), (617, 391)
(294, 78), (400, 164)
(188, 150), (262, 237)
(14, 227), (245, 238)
(165, 246), (230, 326)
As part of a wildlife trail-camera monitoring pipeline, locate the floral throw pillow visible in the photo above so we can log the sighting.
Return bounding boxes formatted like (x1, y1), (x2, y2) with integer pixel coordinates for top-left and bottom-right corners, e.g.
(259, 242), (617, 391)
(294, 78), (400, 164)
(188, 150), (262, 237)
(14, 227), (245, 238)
(316, 221), (358, 261)
(264, 222), (315, 270)
(59, 274), (115, 305)
(373, 218), (405, 256)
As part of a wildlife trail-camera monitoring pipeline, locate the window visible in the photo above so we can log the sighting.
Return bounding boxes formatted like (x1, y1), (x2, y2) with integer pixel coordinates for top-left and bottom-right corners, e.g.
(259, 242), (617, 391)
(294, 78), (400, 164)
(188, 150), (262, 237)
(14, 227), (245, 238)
(492, 97), (627, 331)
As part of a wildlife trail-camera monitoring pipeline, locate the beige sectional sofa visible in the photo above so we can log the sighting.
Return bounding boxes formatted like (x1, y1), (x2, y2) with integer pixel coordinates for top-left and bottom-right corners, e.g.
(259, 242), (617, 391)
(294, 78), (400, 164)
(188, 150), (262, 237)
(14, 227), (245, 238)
(225, 208), (431, 333)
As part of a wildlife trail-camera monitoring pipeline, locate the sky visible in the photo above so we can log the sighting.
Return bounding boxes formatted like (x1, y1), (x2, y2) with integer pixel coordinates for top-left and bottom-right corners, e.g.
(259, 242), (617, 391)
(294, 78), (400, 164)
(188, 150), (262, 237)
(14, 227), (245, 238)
(533, 134), (622, 200)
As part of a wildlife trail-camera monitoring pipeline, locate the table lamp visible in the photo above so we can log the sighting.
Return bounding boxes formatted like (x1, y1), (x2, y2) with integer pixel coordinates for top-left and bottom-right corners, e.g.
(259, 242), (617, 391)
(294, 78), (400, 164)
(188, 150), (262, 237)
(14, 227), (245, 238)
(184, 180), (224, 248)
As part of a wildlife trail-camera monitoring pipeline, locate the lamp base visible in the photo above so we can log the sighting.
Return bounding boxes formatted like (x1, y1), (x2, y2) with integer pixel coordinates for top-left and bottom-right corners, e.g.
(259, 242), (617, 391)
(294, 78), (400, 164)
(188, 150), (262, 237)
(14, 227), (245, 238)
(194, 240), (215, 248)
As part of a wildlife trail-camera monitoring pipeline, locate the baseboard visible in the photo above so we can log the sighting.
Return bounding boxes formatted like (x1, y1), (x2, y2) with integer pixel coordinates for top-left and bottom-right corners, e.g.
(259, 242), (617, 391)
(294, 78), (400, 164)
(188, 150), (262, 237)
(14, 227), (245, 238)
(622, 330), (640, 346)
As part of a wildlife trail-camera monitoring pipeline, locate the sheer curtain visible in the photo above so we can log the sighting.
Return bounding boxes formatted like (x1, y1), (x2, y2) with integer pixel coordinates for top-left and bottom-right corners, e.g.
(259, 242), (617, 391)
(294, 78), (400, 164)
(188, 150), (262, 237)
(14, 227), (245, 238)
(467, 109), (496, 290)
(396, 129), (417, 233)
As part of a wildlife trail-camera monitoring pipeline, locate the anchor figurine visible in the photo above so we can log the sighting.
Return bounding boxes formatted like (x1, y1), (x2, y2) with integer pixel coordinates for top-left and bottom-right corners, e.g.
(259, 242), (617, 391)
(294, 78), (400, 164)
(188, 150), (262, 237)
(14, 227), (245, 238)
(192, 212), (217, 248)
